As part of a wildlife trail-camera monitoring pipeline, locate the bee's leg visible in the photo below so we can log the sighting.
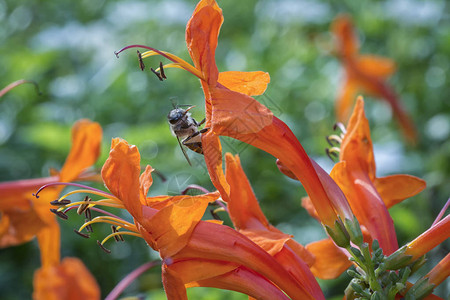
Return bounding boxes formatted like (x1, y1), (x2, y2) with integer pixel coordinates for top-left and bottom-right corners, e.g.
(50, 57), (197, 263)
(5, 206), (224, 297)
(197, 118), (206, 127)
(183, 131), (204, 154)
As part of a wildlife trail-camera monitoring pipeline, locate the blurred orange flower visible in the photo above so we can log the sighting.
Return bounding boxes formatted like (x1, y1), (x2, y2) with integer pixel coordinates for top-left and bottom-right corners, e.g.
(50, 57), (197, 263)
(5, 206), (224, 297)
(332, 15), (417, 143)
(0, 119), (102, 299)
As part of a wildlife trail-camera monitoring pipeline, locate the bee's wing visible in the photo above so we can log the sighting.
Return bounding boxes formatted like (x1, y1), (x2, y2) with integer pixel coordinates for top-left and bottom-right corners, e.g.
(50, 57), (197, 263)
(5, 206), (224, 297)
(176, 136), (192, 166)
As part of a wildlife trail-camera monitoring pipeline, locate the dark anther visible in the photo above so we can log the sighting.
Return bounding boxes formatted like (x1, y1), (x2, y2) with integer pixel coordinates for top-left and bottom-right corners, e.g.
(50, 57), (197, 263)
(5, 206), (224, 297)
(77, 196), (92, 215)
(326, 136), (334, 147)
(97, 240), (111, 254)
(50, 199), (71, 206)
(114, 51), (120, 58)
(50, 208), (68, 220)
(84, 208), (92, 221)
(159, 61), (166, 79)
(210, 209), (222, 221)
(333, 122), (347, 134)
(111, 226), (124, 242)
(151, 68), (164, 81)
(85, 219), (93, 233)
(137, 50), (145, 71)
(325, 148), (339, 162)
(74, 229), (90, 238)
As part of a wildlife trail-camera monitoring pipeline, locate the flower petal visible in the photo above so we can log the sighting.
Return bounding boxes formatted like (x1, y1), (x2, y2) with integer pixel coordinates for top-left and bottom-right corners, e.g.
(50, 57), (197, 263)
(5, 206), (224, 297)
(332, 15), (359, 58)
(33, 257), (100, 300)
(306, 239), (352, 279)
(36, 219), (61, 268)
(188, 265), (290, 300)
(202, 131), (230, 200)
(335, 80), (359, 122)
(218, 71), (270, 96)
(101, 138), (142, 218)
(186, 0), (223, 85)
(59, 119), (102, 182)
(225, 153), (269, 229)
(373, 174), (426, 208)
(239, 229), (291, 256)
(0, 208), (46, 247)
(340, 97), (376, 179)
(357, 55), (396, 78)
(147, 193), (218, 258)
(178, 220), (318, 299)
(139, 165), (154, 205)
(211, 87), (273, 135)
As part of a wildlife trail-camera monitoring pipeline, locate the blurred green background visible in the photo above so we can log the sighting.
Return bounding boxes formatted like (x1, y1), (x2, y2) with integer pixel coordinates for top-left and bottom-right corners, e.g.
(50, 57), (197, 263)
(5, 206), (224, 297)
(0, 0), (449, 299)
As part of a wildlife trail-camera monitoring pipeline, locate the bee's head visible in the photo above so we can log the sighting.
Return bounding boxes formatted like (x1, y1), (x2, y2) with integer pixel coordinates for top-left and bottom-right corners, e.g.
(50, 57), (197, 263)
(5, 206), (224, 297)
(167, 106), (195, 124)
(167, 108), (185, 124)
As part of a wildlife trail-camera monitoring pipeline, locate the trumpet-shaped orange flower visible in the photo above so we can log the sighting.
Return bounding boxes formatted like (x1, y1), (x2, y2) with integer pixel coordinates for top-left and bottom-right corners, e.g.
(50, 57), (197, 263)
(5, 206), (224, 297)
(332, 15), (417, 143)
(404, 214), (450, 261)
(115, 0), (353, 231)
(52, 138), (318, 299)
(0, 119), (102, 298)
(302, 97), (426, 279)
(224, 153), (323, 299)
(334, 97), (425, 254)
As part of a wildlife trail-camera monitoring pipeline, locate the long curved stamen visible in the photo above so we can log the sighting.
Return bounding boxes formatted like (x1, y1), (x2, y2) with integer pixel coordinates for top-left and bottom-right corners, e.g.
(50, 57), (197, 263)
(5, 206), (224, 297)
(0, 79), (41, 98)
(78, 216), (137, 233)
(34, 182), (114, 198)
(100, 231), (142, 246)
(432, 198), (450, 226)
(114, 44), (204, 80)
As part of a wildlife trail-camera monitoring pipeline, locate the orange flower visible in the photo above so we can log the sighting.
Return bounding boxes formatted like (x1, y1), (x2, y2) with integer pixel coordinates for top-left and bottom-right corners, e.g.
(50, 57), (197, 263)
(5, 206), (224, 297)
(0, 119), (102, 298)
(54, 138), (318, 299)
(302, 97), (425, 279)
(115, 0), (352, 230)
(224, 153), (323, 299)
(333, 97), (425, 255)
(332, 15), (417, 143)
(404, 215), (450, 261)
(33, 257), (100, 300)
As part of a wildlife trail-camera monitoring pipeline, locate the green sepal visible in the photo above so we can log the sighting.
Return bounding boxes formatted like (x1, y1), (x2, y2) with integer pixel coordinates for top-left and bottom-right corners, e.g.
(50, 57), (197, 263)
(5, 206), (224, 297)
(325, 219), (350, 248)
(384, 246), (413, 270)
(344, 216), (364, 246)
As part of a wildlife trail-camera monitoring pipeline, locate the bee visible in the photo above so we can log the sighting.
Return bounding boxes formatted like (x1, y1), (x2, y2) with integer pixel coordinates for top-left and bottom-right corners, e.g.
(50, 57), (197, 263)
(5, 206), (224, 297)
(167, 105), (207, 165)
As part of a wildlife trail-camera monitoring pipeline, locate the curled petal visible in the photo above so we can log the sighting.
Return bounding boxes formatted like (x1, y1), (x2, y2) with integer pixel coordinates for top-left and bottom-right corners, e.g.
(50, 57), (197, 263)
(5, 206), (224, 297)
(139, 165), (154, 205)
(373, 174), (426, 208)
(101, 138), (142, 218)
(186, 0), (223, 85)
(306, 239), (352, 279)
(59, 119), (102, 182)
